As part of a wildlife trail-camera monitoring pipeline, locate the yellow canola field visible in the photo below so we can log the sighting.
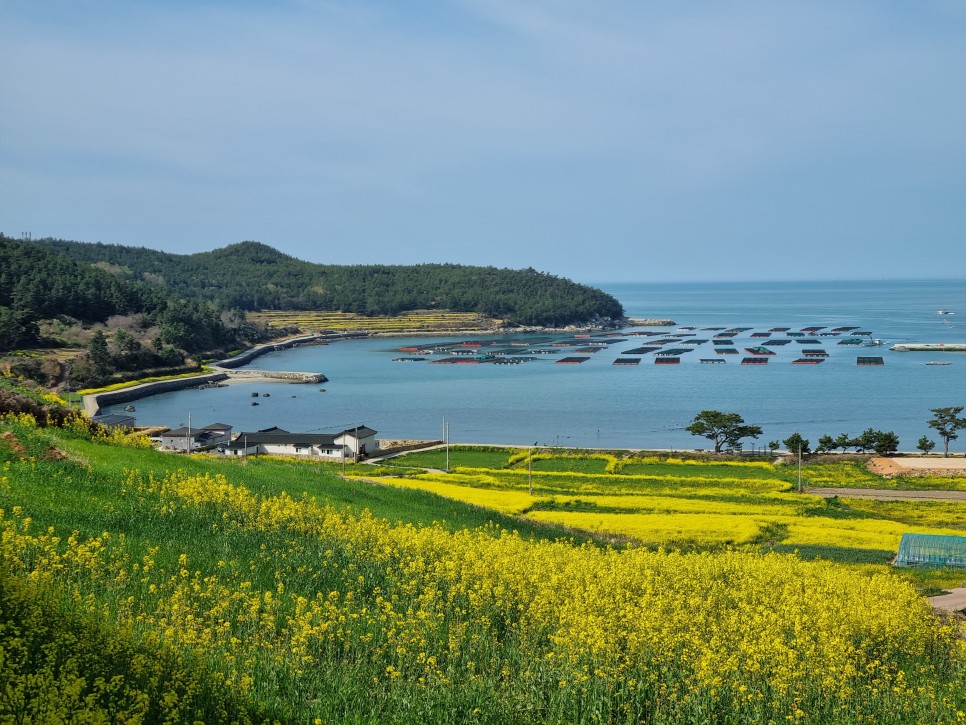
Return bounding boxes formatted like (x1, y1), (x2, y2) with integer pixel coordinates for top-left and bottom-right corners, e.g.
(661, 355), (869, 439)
(373, 463), (966, 554)
(527, 510), (763, 546)
(779, 516), (966, 552)
(3, 469), (963, 722)
(365, 474), (538, 515)
(546, 493), (809, 517)
(449, 466), (791, 497)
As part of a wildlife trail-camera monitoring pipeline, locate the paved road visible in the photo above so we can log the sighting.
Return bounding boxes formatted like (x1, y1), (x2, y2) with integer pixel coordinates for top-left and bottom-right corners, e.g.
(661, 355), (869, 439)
(807, 487), (966, 501)
(929, 588), (966, 613)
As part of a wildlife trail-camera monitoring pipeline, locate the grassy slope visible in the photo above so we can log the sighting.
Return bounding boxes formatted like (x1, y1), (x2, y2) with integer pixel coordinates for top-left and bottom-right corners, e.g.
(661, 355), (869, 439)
(5, 423), (966, 722)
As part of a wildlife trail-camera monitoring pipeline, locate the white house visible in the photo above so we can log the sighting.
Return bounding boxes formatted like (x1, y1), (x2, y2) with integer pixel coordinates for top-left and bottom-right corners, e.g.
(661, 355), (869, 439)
(225, 425), (378, 459)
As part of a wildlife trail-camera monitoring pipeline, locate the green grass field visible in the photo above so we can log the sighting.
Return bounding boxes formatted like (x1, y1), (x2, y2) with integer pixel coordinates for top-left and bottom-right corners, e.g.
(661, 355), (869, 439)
(4, 419), (966, 722)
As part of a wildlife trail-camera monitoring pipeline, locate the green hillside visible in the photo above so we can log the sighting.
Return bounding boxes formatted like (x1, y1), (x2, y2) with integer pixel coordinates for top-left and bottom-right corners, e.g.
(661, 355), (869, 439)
(33, 237), (624, 326)
(3, 408), (966, 723)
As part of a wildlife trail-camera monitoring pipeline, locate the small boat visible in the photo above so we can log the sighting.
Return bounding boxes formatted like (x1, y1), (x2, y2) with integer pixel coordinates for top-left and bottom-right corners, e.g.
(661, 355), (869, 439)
(251, 401), (259, 406)
(926, 361), (952, 366)
(123, 405), (135, 412)
(938, 310), (955, 315)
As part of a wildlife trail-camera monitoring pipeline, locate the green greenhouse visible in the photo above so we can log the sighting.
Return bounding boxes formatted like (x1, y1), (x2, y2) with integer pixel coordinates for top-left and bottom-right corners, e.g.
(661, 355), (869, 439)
(895, 533), (966, 568)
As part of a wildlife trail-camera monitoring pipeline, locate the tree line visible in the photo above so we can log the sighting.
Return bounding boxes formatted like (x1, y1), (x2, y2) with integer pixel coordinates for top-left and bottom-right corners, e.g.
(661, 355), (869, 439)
(686, 406), (966, 457)
(31, 238), (625, 326)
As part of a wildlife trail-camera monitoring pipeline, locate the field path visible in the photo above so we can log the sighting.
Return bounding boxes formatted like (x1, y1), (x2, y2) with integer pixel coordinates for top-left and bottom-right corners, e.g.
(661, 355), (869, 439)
(807, 487), (966, 501)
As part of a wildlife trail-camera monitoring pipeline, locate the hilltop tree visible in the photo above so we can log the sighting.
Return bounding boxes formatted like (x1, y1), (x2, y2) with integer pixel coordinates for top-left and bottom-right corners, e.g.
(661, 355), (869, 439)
(686, 410), (762, 454)
(927, 406), (966, 457)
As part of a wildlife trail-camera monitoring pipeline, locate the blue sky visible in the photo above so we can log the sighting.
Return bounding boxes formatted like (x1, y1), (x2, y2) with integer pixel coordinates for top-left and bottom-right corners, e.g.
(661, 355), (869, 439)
(1, 1), (964, 284)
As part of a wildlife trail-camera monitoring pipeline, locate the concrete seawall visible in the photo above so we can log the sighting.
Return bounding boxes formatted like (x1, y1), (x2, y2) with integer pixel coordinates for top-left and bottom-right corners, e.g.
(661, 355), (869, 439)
(216, 334), (328, 369)
(85, 334), (333, 417)
(84, 373), (229, 417)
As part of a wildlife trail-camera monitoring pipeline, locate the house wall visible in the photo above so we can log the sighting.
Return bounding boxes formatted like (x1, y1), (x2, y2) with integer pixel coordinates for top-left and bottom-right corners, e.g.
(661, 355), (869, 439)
(259, 443), (343, 458)
(160, 436), (194, 450)
(336, 432), (378, 456)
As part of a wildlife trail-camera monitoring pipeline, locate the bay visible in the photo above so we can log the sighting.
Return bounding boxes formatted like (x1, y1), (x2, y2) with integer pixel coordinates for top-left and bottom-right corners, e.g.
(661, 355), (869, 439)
(105, 279), (966, 451)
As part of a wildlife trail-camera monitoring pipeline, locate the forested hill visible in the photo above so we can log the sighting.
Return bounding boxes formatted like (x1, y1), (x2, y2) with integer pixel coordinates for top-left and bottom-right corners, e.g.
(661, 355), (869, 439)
(0, 236), (253, 355)
(33, 238), (624, 326)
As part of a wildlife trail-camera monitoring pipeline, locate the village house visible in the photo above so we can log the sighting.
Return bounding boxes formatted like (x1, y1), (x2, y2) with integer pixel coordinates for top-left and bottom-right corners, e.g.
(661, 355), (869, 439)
(159, 422), (233, 452)
(225, 425), (378, 459)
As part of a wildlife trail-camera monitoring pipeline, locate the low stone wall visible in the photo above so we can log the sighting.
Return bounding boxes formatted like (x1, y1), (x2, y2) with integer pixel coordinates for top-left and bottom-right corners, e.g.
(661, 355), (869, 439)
(372, 440), (443, 457)
(84, 373), (229, 417)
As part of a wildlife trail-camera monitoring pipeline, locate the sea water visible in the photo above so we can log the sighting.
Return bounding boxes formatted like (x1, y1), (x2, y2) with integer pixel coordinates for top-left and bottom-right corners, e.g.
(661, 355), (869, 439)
(104, 279), (966, 451)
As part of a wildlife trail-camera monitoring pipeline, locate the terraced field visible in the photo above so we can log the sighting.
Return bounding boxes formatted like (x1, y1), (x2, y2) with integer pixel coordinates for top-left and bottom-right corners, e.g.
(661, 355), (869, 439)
(373, 449), (966, 565)
(249, 309), (498, 333)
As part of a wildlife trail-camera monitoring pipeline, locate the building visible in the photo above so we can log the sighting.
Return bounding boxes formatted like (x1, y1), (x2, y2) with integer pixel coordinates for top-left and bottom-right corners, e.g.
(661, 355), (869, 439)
(225, 425), (378, 459)
(91, 413), (136, 430)
(160, 423), (233, 452)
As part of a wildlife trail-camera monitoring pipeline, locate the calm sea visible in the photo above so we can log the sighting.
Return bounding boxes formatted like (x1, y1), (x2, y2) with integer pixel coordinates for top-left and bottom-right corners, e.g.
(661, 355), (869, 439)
(106, 279), (966, 451)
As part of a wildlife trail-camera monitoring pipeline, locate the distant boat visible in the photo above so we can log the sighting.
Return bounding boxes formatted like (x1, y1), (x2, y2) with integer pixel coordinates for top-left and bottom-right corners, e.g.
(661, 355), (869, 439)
(938, 310), (955, 315)
(926, 361), (952, 366)
(863, 338), (883, 347)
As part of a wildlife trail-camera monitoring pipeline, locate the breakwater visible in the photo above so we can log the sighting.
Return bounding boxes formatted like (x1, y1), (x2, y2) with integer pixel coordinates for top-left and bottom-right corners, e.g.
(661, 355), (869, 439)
(84, 373), (229, 417)
(216, 334), (328, 369)
(627, 317), (676, 326)
(85, 335), (333, 417)
(890, 343), (966, 352)
(223, 369), (326, 383)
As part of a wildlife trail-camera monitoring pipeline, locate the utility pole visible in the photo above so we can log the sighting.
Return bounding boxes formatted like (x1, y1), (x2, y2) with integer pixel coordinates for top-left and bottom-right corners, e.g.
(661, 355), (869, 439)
(445, 420), (450, 473)
(528, 446), (533, 495)
(798, 445), (803, 493)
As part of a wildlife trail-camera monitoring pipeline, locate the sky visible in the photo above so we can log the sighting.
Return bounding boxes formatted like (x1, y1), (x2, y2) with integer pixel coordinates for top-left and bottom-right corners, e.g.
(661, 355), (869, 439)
(1, 1), (964, 284)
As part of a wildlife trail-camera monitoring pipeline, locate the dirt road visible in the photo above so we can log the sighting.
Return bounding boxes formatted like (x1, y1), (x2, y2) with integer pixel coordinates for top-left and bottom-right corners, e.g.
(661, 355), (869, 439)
(807, 487), (966, 501)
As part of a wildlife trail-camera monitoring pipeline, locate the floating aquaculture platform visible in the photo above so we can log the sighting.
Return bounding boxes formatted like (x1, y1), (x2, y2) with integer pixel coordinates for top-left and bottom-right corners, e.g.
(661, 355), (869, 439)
(715, 348), (739, 354)
(741, 357), (769, 365)
(857, 356), (884, 366)
(655, 357), (680, 365)
(744, 346), (776, 355)
(623, 346), (660, 355)
(792, 358), (824, 365)
(700, 358), (726, 364)
(612, 357), (641, 366)
(556, 356), (591, 364)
